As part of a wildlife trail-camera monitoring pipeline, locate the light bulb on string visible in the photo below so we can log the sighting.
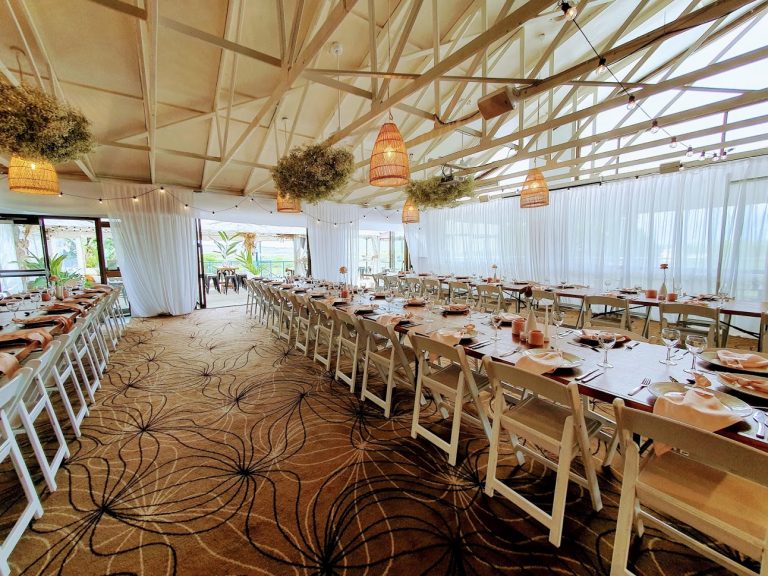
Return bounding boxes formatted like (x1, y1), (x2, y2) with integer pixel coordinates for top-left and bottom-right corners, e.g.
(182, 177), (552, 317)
(650, 119), (660, 133)
(561, 1), (578, 20)
(669, 136), (678, 148)
(626, 94), (636, 110)
(132, 196), (138, 202)
(597, 57), (607, 74)
(58, 191), (63, 197)
(184, 204), (189, 209)
(159, 186), (165, 193)
(98, 198), (103, 204)
(686, 146), (693, 157)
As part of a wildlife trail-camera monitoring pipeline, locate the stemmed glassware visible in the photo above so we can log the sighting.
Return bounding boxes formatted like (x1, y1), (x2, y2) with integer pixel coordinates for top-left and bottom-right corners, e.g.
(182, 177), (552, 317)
(683, 334), (707, 374)
(660, 327), (681, 365)
(597, 331), (617, 368)
(6, 298), (21, 320)
(30, 291), (41, 311)
(491, 314), (503, 340)
(603, 280), (612, 293)
(552, 310), (564, 337)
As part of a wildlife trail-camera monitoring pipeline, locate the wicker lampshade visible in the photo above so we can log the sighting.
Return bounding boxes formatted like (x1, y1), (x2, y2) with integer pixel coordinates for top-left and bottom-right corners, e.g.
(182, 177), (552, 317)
(519, 167), (549, 208)
(276, 193), (301, 213)
(8, 156), (60, 195)
(401, 197), (420, 224)
(369, 122), (409, 187)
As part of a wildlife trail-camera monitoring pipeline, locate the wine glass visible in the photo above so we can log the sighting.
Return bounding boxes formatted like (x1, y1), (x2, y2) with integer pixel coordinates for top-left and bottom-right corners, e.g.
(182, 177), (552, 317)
(603, 280), (612, 293)
(30, 291), (41, 311)
(660, 327), (681, 365)
(6, 298), (21, 320)
(491, 314), (503, 340)
(683, 334), (707, 374)
(552, 310), (564, 338)
(385, 290), (394, 305)
(597, 331), (617, 368)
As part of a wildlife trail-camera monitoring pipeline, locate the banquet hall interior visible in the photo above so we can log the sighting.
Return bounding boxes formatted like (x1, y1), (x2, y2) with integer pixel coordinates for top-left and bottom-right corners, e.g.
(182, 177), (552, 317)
(1, 0), (768, 574)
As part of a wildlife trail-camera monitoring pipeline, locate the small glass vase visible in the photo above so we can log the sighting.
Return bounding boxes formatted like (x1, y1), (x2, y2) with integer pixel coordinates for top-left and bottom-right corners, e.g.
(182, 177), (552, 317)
(659, 270), (668, 301)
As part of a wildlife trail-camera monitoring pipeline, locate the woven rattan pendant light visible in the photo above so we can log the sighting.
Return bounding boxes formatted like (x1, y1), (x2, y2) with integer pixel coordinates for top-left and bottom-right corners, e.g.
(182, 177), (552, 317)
(401, 197), (419, 223)
(519, 167), (549, 208)
(369, 0), (409, 187)
(370, 118), (409, 186)
(8, 156), (60, 195)
(276, 192), (301, 213)
(520, 94), (549, 208)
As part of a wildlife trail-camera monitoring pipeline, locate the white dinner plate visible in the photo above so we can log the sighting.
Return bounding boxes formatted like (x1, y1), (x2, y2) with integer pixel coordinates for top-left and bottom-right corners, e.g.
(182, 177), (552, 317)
(716, 373), (768, 401)
(520, 349), (583, 369)
(648, 381), (753, 417)
(699, 349), (768, 375)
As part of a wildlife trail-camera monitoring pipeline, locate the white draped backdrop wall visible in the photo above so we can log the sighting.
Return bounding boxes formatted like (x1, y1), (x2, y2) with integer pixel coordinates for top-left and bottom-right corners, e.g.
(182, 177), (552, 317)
(105, 184), (198, 317)
(305, 201), (361, 285)
(405, 156), (768, 303)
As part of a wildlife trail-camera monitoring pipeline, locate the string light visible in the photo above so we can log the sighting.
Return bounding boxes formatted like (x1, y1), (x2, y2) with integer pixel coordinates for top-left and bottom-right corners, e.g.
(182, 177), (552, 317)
(58, 191), (63, 197)
(132, 196), (138, 202)
(650, 119), (660, 133)
(669, 136), (678, 148)
(159, 186), (165, 193)
(98, 198), (103, 203)
(596, 57), (607, 74)
(184, 204), (189, 209)
(561, 1), (578, 20)
(626, 94), (636, 110)
(686, 146), (694, 157)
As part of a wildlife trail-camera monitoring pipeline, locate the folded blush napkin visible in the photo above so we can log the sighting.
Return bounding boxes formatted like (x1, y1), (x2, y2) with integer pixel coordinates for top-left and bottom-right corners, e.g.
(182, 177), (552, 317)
(653, 388), (742, 455)
(719, 373), (768, 393)
(376, 314), (405, 326)
(717, 350), (768, 369)
(13, 315), (73, 332)
(0, 328), (53, 349)
(515, 351), (564, 375)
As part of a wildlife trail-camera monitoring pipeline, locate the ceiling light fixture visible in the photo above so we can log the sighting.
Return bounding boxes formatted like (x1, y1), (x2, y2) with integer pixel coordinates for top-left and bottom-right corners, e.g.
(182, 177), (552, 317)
(8, 156), (60, 195)
(521, 95), (549, 209)
(401, 197), (420, 224)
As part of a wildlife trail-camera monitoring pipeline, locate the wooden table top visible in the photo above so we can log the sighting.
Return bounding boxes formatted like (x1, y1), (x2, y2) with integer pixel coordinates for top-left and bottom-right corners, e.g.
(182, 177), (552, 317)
(329, 294), (768, 452)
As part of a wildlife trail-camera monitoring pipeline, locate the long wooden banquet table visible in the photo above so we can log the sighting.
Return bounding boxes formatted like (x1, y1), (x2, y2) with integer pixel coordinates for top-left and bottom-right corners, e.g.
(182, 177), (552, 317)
(331, 291), (767, 452)
(385, 274), (763, 342)
(0, 291), (105, 382)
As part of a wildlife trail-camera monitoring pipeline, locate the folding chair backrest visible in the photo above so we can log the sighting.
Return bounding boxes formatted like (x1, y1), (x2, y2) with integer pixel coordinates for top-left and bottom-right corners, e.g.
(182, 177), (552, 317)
(613, 399), (767, 485)
(0, 367), (33, 411)
(409, 332), (462, 366)
(335, 309), (360, 341)
(32, 340), (64, 383)
(659, 302), (719, 321)
(482, 357), (575, 410)
(360, 318), (412, 374)
(423, 278), (442, 298)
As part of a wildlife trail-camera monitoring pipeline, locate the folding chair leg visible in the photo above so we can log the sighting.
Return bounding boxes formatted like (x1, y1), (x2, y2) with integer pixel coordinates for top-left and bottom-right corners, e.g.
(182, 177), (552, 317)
(549, 425), (575, 547)
(447, 392), (463, 466)
(611, 447), (640, 576)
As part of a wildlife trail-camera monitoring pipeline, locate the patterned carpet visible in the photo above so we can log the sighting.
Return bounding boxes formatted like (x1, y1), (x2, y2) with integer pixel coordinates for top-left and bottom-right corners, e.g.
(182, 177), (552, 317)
(2, 306), (751, 575)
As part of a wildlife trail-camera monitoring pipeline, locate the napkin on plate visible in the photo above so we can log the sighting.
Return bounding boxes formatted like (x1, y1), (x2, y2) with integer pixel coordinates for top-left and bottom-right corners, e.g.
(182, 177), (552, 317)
(653, 388), (742, 455)
(515, 351), (564, 375)
(44, 302), (86, 314)
(717, 350), (768, 369)
(444, 304), (468, 313)
(405, 297), (426, 306)
(499, 312), (521, 323)
(718, 373), (768, 393)
(431, 329), (462, 347)
(0, 352), (20, 377)
(376, 314), (405, 326)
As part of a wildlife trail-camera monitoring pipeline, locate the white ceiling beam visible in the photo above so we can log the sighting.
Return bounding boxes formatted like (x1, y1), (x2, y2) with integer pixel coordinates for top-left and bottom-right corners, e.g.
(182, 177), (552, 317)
(136, 0), (158, 183)
(203, 0), (360, 189)
(323, 0), (552, 147)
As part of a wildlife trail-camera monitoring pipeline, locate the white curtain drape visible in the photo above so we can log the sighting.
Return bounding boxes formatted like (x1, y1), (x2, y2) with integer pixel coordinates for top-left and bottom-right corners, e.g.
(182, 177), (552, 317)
(106, 184), (198, 317)
(305, 201), (360, 284)
(406, 156), (768, 303)
(293, 235), (308, 276)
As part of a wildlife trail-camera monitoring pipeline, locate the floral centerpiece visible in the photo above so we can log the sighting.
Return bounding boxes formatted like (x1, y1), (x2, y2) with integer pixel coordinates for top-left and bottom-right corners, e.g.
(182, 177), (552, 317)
(271, 144), (354, 203)
(405, 175), (474, 208)
(0, 83), (94, 162)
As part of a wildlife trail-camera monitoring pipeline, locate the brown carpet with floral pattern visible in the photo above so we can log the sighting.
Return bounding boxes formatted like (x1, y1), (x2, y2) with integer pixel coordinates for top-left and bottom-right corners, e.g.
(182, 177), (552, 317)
(1, 306), (751, 575)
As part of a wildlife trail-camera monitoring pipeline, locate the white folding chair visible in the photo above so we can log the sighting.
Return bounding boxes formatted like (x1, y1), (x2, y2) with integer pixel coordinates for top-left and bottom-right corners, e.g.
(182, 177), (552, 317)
(358, 318), (416, 416)
(659, 302), (722, 347)
(7, 354), (70, 492)
(0, 368), (44, 576)
(476, 284), (504, 313)
(483, 357), (603, 547)
(34, 338), (89, 438)
(312, 300), (336, 372)
(293, 295), (317, 356)
(611, 399), (768, 576)
(584, 295), (632, 331)
(410, 334), (491, 466)
(333, 310), (367, 393)
(63, 320), (100, 403)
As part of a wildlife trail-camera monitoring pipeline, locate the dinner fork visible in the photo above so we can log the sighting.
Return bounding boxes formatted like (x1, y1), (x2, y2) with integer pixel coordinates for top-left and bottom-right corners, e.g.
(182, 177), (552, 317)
(628, 377), (652, 396)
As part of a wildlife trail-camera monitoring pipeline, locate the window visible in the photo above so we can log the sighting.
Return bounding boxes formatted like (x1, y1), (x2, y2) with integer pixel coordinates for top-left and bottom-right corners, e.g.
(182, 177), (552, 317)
(0, 216), (46, 293)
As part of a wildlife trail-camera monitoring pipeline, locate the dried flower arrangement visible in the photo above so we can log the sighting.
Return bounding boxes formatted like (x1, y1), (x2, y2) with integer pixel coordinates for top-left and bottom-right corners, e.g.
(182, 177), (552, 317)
(405, 175), (474, 208)
(0, 83), (94, 162)
(271, 144), (354, 203)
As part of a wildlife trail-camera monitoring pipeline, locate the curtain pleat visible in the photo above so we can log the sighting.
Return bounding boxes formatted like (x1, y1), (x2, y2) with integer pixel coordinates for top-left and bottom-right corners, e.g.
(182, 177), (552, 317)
(305, 202), (360, 284)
